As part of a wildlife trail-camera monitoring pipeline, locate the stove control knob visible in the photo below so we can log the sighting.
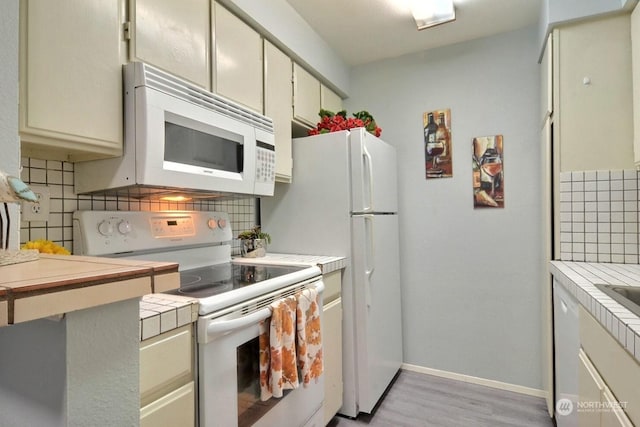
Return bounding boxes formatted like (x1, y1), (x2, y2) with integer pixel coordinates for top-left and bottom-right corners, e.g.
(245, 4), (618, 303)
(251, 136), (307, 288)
(217, 218), (227, 229)
(207, 218), (218, 229)
(98, 220), (114, 236)
(117, 220), (132, 235)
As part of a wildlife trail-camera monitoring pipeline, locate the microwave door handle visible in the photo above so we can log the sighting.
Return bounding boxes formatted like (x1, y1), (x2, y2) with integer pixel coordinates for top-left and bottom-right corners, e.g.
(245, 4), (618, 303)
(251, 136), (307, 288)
(206, 307), (272, 338)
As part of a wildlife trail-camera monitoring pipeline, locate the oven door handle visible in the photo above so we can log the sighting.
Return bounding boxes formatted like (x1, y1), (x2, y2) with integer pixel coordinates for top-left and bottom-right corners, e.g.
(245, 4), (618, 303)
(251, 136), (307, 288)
(205, 280), (325, 339)
(206, 306), (272, 338)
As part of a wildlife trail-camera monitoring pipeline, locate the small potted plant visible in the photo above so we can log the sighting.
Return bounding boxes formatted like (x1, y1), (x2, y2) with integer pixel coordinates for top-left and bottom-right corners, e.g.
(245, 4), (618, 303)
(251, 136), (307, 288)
(237, 226), (271, 258)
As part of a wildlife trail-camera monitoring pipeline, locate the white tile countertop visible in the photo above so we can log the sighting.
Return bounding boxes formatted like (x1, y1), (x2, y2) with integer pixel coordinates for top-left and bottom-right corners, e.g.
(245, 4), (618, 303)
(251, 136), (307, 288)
(233, 253), (347, 274)
(139, 293), (198, 341)
(550, 261), (640, 363)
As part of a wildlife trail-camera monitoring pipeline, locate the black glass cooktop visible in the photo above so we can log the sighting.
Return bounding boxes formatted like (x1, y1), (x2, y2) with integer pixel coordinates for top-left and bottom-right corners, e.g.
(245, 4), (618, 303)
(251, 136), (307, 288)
(170, 263), (307, 298)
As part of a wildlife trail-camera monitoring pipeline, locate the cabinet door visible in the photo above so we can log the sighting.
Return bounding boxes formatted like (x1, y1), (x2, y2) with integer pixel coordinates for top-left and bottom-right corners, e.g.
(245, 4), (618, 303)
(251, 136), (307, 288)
(130, 0), (210, 90)
(264, 41), (293, 182)
(579, 305), (640, 424)
(555, 15), (634, 172)
(19, 0), (126, 161)
(140, 325), (193, 406)
(632, 5), (640, 167)
(293, 63), (321, 127)
(323, 297), (343, 425)
(213, 1), (263, 113)
(578, 349), (603, 427)
(140, 381), (195, 427)
(321, 84), (342, 114)
(601, 387), (634, 427)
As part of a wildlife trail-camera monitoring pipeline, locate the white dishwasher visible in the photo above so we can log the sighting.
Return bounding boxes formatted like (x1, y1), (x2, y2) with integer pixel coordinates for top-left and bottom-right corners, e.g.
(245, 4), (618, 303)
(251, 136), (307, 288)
(553, 278), (579, 427)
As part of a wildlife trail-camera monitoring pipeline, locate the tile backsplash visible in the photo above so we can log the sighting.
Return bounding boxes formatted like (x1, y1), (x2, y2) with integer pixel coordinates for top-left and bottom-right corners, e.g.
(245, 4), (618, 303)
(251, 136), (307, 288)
(19, 157), (257, 254)
(559, 169), (639, 264)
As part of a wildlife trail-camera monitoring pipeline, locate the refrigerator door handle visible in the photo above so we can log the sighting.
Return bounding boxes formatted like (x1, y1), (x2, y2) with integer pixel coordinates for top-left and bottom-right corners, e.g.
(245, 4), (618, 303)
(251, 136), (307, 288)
(362, 145), (374, 213)
(364, 214), (375, 307)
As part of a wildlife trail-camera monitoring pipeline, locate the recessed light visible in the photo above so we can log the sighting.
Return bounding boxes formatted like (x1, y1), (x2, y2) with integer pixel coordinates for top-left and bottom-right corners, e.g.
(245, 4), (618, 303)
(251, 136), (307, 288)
(410, 0), (456, 30)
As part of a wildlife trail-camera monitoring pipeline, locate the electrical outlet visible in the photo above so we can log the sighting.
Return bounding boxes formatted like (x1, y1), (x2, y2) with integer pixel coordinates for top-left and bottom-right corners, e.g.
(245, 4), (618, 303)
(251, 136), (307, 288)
(21, 185), (50, 222)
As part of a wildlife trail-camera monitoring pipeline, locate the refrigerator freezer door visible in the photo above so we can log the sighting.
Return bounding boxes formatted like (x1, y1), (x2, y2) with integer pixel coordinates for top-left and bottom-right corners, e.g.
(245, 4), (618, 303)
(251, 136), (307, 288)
(350, 213), (403, 414)
(350, 129), (398, 214)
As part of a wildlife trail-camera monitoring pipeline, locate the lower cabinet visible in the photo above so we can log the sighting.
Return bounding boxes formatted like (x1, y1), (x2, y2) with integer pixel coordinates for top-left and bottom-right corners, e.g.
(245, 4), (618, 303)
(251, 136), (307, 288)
(601, 387), (634, 427)
(141, 382), (195, 427)
(322, 270), (343, 425)
(578, 306), (637, 426)
(578, 348), (634, 427)
(578, 348), (606, 427)
(140, 324), (195, 427)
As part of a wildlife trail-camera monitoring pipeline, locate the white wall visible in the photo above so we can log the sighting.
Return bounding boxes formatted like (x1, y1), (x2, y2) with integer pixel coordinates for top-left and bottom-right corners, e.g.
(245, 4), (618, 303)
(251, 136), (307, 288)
(0, 0), (20, 249)
(346, 26), (543, 389)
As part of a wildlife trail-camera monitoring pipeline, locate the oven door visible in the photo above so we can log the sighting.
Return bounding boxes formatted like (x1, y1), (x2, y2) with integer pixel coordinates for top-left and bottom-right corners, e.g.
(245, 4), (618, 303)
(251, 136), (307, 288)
(197, 279), (325, 427)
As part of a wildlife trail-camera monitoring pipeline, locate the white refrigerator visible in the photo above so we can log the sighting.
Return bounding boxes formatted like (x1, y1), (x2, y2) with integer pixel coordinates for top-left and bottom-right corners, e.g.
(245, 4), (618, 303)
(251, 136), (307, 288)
(261, 128), (403, 417)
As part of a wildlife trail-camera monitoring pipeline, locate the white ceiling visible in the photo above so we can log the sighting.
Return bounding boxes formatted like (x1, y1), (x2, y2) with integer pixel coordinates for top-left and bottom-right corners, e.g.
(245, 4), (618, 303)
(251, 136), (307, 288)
(285, 0), (542, 66)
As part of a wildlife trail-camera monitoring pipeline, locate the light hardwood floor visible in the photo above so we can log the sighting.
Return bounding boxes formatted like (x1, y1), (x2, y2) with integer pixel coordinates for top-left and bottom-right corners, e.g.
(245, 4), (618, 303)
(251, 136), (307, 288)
(328, 370), (554, 427)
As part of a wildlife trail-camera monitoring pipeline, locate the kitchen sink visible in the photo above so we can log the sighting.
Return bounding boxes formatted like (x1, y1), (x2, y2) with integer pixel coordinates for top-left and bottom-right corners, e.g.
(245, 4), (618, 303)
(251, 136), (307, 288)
(594, 283), (640, 318)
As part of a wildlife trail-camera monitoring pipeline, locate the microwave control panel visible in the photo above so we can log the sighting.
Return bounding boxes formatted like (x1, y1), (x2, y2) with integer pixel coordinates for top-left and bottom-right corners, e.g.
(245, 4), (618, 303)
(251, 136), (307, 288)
(255, 143), (275, 183)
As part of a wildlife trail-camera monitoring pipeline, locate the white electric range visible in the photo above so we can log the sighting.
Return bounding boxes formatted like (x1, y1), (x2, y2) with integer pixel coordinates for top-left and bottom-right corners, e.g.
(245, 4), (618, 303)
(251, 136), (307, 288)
(73, 210), (325, 427)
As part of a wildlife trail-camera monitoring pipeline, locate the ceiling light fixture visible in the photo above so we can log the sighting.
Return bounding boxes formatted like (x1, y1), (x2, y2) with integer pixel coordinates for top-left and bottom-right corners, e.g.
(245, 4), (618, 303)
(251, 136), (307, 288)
(410, 0), (456, 30)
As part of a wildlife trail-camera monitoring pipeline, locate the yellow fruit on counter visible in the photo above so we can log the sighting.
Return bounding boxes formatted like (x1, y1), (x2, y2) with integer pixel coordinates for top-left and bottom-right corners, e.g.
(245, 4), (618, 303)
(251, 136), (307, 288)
(22, 239), (70, 255)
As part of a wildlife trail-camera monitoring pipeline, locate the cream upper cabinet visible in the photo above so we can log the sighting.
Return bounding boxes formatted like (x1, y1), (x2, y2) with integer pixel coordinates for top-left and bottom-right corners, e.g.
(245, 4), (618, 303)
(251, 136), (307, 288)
(264, 41), (293, 182)
(19, 0), (127, 162)
(129, 0), (210, 90)
(293, 62), (321, 128)
(631, 4), (640, 167)
(553, 14), (635, 172)
(321, 84), (343, 114)
(213, 1), (263, 113)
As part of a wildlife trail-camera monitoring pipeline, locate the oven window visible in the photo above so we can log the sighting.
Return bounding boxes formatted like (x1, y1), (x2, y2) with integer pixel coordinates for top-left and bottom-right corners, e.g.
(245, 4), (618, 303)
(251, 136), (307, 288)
(164, 122), (244, 173)
(237, 337), (284, 426)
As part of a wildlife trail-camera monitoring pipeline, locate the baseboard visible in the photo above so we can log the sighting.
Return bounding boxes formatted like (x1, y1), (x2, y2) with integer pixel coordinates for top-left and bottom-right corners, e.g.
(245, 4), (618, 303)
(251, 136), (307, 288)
(401, 363), (548, 399)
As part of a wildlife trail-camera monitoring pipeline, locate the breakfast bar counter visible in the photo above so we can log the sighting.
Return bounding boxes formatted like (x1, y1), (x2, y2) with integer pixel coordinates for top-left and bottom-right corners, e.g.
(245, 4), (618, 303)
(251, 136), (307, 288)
(0, 254), (179, 326)
(0, 254), (179, 427)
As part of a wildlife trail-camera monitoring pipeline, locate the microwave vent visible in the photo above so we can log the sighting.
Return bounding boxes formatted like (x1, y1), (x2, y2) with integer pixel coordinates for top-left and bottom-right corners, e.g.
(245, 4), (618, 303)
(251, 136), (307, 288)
(134, 63), (274, 134)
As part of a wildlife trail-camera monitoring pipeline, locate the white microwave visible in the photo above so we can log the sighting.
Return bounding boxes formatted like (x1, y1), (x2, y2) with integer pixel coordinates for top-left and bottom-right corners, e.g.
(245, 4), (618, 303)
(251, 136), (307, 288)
(75, 62), (275, 199)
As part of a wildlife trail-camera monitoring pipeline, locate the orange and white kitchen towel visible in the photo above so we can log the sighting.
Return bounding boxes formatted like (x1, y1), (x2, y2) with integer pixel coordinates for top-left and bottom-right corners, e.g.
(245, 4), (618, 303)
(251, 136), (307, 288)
(259, 295), (299, 400)
(296, 287), (323, 386)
